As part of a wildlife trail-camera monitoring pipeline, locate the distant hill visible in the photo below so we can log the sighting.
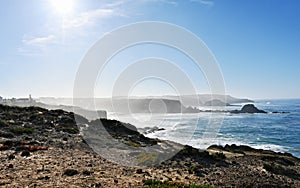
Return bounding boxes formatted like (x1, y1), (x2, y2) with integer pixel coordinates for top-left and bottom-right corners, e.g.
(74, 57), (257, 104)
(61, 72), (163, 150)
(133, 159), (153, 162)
(160, 94), (253, 107)
(37, 94), (253, 114)
(203, 99), (231, 106)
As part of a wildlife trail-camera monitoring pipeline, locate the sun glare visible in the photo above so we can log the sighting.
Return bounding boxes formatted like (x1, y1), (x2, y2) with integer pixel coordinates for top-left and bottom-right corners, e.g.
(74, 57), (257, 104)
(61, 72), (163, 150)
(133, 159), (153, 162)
(50, 0), (74, 14)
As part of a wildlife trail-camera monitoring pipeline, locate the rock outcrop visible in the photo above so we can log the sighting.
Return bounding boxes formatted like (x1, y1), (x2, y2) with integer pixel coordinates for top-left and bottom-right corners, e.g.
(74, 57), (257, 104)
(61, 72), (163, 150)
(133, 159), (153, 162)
(231, 104), (267, 114)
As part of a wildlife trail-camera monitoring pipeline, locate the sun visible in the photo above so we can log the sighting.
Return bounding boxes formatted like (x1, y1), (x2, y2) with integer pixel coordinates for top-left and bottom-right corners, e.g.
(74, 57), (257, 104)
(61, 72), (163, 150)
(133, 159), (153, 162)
(50, 0), (74, 15)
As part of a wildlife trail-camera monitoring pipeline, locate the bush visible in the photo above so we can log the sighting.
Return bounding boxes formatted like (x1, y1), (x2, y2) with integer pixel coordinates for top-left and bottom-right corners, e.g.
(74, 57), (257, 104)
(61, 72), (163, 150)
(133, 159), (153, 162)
(211, 152), (226, 161)
(263, 163), (299, 179)
(127, 141), (140, 147)
(0, 120), (9, 127)
(143, 179), (163, 186)
(0, 130), (14, 138)
(61, 127), (79, 134)
(82, 170), (93, 176)
(10, 127), (34, 135)
(137, 152), (158, 165)
(187, 165), (202, 175)
(142, 179), (213, 188)
(20, 150), (30, 157)
(63, 169), (79, 176)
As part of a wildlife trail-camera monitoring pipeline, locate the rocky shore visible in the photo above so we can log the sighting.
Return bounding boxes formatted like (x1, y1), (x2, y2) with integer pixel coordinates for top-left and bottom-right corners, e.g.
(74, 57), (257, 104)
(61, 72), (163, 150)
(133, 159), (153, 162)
(0, 104), (299, 187)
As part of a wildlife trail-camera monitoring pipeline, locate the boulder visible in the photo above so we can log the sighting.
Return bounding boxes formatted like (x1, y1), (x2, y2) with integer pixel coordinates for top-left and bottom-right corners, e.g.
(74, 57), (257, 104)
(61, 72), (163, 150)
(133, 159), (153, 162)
(231, 104), (267, 114)
(240, 104), (267, 113)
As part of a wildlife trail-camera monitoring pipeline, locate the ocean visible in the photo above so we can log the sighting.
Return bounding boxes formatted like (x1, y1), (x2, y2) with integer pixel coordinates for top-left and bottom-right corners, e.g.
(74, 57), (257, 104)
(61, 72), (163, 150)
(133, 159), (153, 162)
(109, 99), (300, 158)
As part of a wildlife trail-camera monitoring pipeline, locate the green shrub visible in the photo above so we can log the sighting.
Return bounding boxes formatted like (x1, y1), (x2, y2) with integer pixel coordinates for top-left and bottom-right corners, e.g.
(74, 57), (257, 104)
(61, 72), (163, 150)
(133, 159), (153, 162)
(82, 170), (92, 176)
(263, 163), (299, 179)
(263, 163), (273, 172)
(127, 141), (140, 147)
(187, 165), (201, 174)
(10, 127), (34, 135)
(0, 120), (9, 127)
(142, 179), (213, 188)
(63, 169), (78, 176)
(137, 152), (158, 165)
(211, 152), (226, 161)
(0, 130), (14, 138)
(61, 127), (79, 134)
(143, 179), (163, 186)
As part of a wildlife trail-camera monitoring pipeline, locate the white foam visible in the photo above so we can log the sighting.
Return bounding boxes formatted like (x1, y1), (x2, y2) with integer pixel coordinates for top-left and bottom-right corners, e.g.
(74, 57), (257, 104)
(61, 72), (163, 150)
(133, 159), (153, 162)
(249, 144), (289, 153)
(110, 112), (296, 156)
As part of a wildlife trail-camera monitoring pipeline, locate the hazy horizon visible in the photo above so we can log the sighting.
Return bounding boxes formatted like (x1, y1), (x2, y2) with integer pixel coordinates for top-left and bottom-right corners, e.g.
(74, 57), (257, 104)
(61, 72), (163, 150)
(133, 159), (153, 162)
(1, 94), (300, 101)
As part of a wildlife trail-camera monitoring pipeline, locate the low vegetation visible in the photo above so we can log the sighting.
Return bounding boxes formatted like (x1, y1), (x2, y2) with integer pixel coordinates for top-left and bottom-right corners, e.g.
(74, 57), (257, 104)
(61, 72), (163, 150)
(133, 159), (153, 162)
(63, 169), (79, 176)
(10, 127), (34, 135)
(142, 179), (213, 188)
(210, 152), (226, 161)
(263, 163), (299, 179)
(137, 152), (158, 165)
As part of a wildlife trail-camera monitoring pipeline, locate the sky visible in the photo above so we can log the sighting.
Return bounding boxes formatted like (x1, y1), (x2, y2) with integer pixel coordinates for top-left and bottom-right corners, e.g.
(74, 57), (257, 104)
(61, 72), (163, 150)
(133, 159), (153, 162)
(0, 0), (300, 99)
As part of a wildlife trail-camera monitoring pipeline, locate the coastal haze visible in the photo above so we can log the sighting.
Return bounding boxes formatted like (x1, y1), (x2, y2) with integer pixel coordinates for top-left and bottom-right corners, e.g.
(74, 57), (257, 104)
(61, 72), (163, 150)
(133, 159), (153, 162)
(2, 94), (299, 158)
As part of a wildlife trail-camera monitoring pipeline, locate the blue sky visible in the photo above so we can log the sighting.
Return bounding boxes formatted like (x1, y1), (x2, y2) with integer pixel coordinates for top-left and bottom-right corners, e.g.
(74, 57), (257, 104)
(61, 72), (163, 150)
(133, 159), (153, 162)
(0, 0), (299, 99)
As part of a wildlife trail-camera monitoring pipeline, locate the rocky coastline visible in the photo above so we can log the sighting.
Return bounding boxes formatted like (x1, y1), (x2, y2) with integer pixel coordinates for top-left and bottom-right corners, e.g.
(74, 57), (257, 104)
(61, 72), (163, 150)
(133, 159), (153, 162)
(0, 104), (299, 187)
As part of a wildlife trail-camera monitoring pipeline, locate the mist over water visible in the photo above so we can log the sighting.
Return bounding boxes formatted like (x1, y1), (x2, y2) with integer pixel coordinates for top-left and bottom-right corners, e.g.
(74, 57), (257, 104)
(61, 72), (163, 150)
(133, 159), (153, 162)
(109, 99), (300, 157)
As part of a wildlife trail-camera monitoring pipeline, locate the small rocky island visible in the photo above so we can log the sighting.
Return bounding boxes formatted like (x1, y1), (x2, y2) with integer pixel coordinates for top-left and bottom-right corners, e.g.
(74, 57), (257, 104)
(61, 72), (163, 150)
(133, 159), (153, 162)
(0, 104), (299, 187)
(231, 104), (267, 114)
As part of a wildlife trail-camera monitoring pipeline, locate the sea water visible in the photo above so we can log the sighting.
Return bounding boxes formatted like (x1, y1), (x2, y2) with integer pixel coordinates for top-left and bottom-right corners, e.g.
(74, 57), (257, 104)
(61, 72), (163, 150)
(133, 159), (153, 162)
(109, 99), (300, 157)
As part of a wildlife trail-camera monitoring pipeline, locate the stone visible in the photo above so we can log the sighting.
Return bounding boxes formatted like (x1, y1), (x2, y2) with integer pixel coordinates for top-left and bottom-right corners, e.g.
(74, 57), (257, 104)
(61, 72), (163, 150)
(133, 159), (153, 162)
(231, 104), (267, 114)
(63, 169), (79, 176)
(21, 150), (30, 157)
(240, 104), (267, 113)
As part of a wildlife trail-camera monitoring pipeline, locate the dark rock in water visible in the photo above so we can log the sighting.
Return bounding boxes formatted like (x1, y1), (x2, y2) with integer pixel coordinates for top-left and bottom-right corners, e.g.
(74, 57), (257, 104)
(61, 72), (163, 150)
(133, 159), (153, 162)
(241, 104), (267, 113)
(231, 104), (267, 114)
(140, 126), (166, 134)
(272, 111), (289, 114)
(183, 106), (201, 113)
